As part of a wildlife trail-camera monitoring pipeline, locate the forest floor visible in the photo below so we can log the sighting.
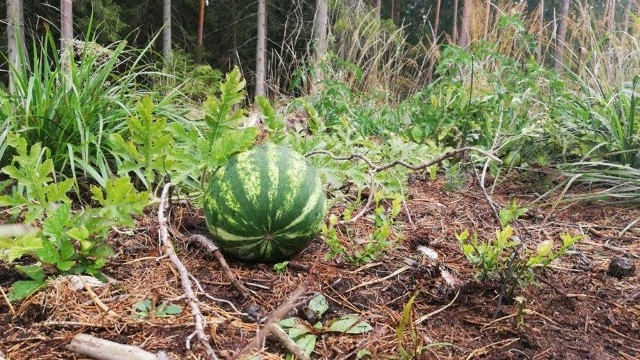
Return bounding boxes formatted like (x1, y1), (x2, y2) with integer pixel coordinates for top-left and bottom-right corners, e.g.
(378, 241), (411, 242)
(1, 174), (639, 359)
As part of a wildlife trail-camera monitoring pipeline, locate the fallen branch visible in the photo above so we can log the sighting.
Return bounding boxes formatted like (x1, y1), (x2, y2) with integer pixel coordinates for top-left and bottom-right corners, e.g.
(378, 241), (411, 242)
(187, 234), (252, 298)
(234, 275), (313, 360)
(67, 333), (169, 360)
(307, 147), (501, 225)
(158, 183), (219, 360)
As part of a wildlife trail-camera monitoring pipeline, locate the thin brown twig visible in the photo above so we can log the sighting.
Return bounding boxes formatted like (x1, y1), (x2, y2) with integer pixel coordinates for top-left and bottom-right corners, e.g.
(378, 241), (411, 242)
(158, 183), (219, 360)
(234, 274), (313, 360)
(307, 147), (501, 225)
(186, 234), (253, 298)
(80, 277), (119, 317)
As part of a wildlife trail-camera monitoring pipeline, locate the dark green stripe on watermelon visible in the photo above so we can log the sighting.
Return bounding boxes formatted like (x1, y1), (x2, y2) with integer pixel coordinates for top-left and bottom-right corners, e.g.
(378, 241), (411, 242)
(203, 144), (326, 262)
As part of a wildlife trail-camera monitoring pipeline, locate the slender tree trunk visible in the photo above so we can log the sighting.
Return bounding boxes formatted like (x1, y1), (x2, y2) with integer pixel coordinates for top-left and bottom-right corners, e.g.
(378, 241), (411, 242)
(6, 0), (25, 93)
(61, 0), (73, 75)
(483, 0), (491, 39)
(196, 0), (206, 63)
(255, 0), (267, 98)
(459, 0), (473, 47)
(311, 0), (328, 92)
(452, 0), (459, 44)
(603, 0), (615, 33)
(374, 0), (381, 19)
(163, 0), (172, 67)
(555, 0), (570, 73)
(623, 0), (634, 33)
(433, 0), (441, 39)
(537, 0), (544, 63)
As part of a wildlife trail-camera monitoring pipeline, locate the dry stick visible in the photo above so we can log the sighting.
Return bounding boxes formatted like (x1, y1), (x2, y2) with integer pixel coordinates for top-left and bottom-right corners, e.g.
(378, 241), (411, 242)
(235, 275), (313, 360)
(414, 289), (460, 325)
(67, 333), (169, 360)
(0, 286), (15, 315)
(307, 147), (501, 225)
(80, 277), (119, 317)
(158, 183), (219, 360)
(187, 234), (252, 298)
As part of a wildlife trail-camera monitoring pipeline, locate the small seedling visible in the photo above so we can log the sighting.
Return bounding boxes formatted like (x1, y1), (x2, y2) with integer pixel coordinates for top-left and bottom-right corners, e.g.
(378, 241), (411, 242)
(133, 299), (183, 319)
(278, 293), (373, 358)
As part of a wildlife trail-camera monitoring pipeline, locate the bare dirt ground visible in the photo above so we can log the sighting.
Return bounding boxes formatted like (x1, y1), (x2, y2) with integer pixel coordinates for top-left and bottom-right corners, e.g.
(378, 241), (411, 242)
(1, 175), (639, 359)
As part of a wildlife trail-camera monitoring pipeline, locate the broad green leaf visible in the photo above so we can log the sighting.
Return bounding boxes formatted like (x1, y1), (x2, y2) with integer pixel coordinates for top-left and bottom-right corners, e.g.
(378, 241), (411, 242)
(308, 293), (329, 317)
(279, 317), (297, 328)
(161, 304), (183, 316)
(56, 260), (76, 272)
(36, 240), (60, 264)
(296, 334), (317, 356)
(329, 316), (373, 334)
(16, 265), (45, 281)
(8, 280), (46, 301)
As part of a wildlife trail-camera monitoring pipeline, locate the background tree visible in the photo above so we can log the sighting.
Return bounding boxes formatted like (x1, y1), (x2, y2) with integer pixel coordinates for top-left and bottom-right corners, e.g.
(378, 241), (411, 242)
(459, 0), (472, 47)
(255, 0), (267, 98)
(60, 0), (73, 74)
(555, 0), (570, 73)
(6, 0), (25, 93)
(163, 0), (172, 67)
(312, 0), (328, 89)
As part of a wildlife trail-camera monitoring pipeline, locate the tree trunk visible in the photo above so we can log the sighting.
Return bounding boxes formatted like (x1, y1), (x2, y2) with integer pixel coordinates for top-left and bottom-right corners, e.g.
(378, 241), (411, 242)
(163, 0), (172, 68)
(603, 0), (615, 33)
(255, 0), (267, 98)
(623, 0), (634, 33)
(433, 0), (441, 39)
(196, 0), (206, 63)
(483, 0), (491, 39)
(6, 0), (25, 93)
(537, 0), (544, 63)
(311, 0), (328, 91)
(459, 0), (473, 47)
(555, 0), (570, 73)
(452, 0), (459, 44)
(61, 0), (73, 75)
(374, 0), (381, 19)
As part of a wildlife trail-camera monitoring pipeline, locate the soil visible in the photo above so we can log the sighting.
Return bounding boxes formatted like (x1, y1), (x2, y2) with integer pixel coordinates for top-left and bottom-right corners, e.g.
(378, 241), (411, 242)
(1, 175), (639, 359)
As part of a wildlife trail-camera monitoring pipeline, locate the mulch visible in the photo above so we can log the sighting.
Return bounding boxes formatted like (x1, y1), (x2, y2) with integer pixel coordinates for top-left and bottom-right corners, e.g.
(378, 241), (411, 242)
(1, 174), (639, 359)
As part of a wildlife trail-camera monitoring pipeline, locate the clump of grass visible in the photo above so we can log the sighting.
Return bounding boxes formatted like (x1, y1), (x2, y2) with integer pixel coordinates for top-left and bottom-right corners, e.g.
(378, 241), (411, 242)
(0, 30), (186, 185)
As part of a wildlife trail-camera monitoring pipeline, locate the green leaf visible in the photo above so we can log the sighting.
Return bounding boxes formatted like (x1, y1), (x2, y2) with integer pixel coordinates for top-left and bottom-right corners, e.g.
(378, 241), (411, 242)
(42, 203), (72, 239)
(0, 232), (43, 262)
(35, 240), (60, 264)
(279, 317), (297, 328)
(16, 265), (45, 281)
(328, 316), (373, 334)
(8, 280), (46, 301)
(160, 304), (183, 316)
(59, 238), (76, 260)
(56, 260), (76, 272)
(296, 334), (317, 356)
(308, 293), (329, 317)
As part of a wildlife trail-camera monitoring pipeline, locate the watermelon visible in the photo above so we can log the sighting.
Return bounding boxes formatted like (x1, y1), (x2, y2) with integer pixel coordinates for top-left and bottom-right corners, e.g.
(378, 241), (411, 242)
(203, 144), (327, 262)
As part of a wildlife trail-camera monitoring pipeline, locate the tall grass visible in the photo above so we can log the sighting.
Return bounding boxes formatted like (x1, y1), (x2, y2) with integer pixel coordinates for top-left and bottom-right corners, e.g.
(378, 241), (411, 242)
(0, 31), (187, 186)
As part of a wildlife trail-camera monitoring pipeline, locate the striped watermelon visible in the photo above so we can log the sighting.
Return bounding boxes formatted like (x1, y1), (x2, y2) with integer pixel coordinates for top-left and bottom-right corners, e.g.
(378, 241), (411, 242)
(203, 144), (327, 262)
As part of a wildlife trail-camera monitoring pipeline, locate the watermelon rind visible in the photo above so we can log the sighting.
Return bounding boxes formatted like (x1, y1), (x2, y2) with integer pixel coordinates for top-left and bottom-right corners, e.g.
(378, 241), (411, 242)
(204, 144), (326, 262)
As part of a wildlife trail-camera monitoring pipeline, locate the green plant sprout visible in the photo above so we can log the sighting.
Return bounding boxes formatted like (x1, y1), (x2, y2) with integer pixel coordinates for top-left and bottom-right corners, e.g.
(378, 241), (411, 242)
(278, 293), (373, 358)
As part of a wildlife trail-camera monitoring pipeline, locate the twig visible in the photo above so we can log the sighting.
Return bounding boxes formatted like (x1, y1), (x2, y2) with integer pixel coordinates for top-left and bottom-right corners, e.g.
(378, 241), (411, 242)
(80, 277), (119, 317)
(0, 286), (15, 315)
(235, 275), (313, 360)
(158, 183), (219, 360)
(186, 234), (252, 298)
(347, 265), (410, 292)
(67, 333), (169, 360)
(414, 289), (460, 325)
(307, 147), (501, 225)
(306, 146), (501, 173)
